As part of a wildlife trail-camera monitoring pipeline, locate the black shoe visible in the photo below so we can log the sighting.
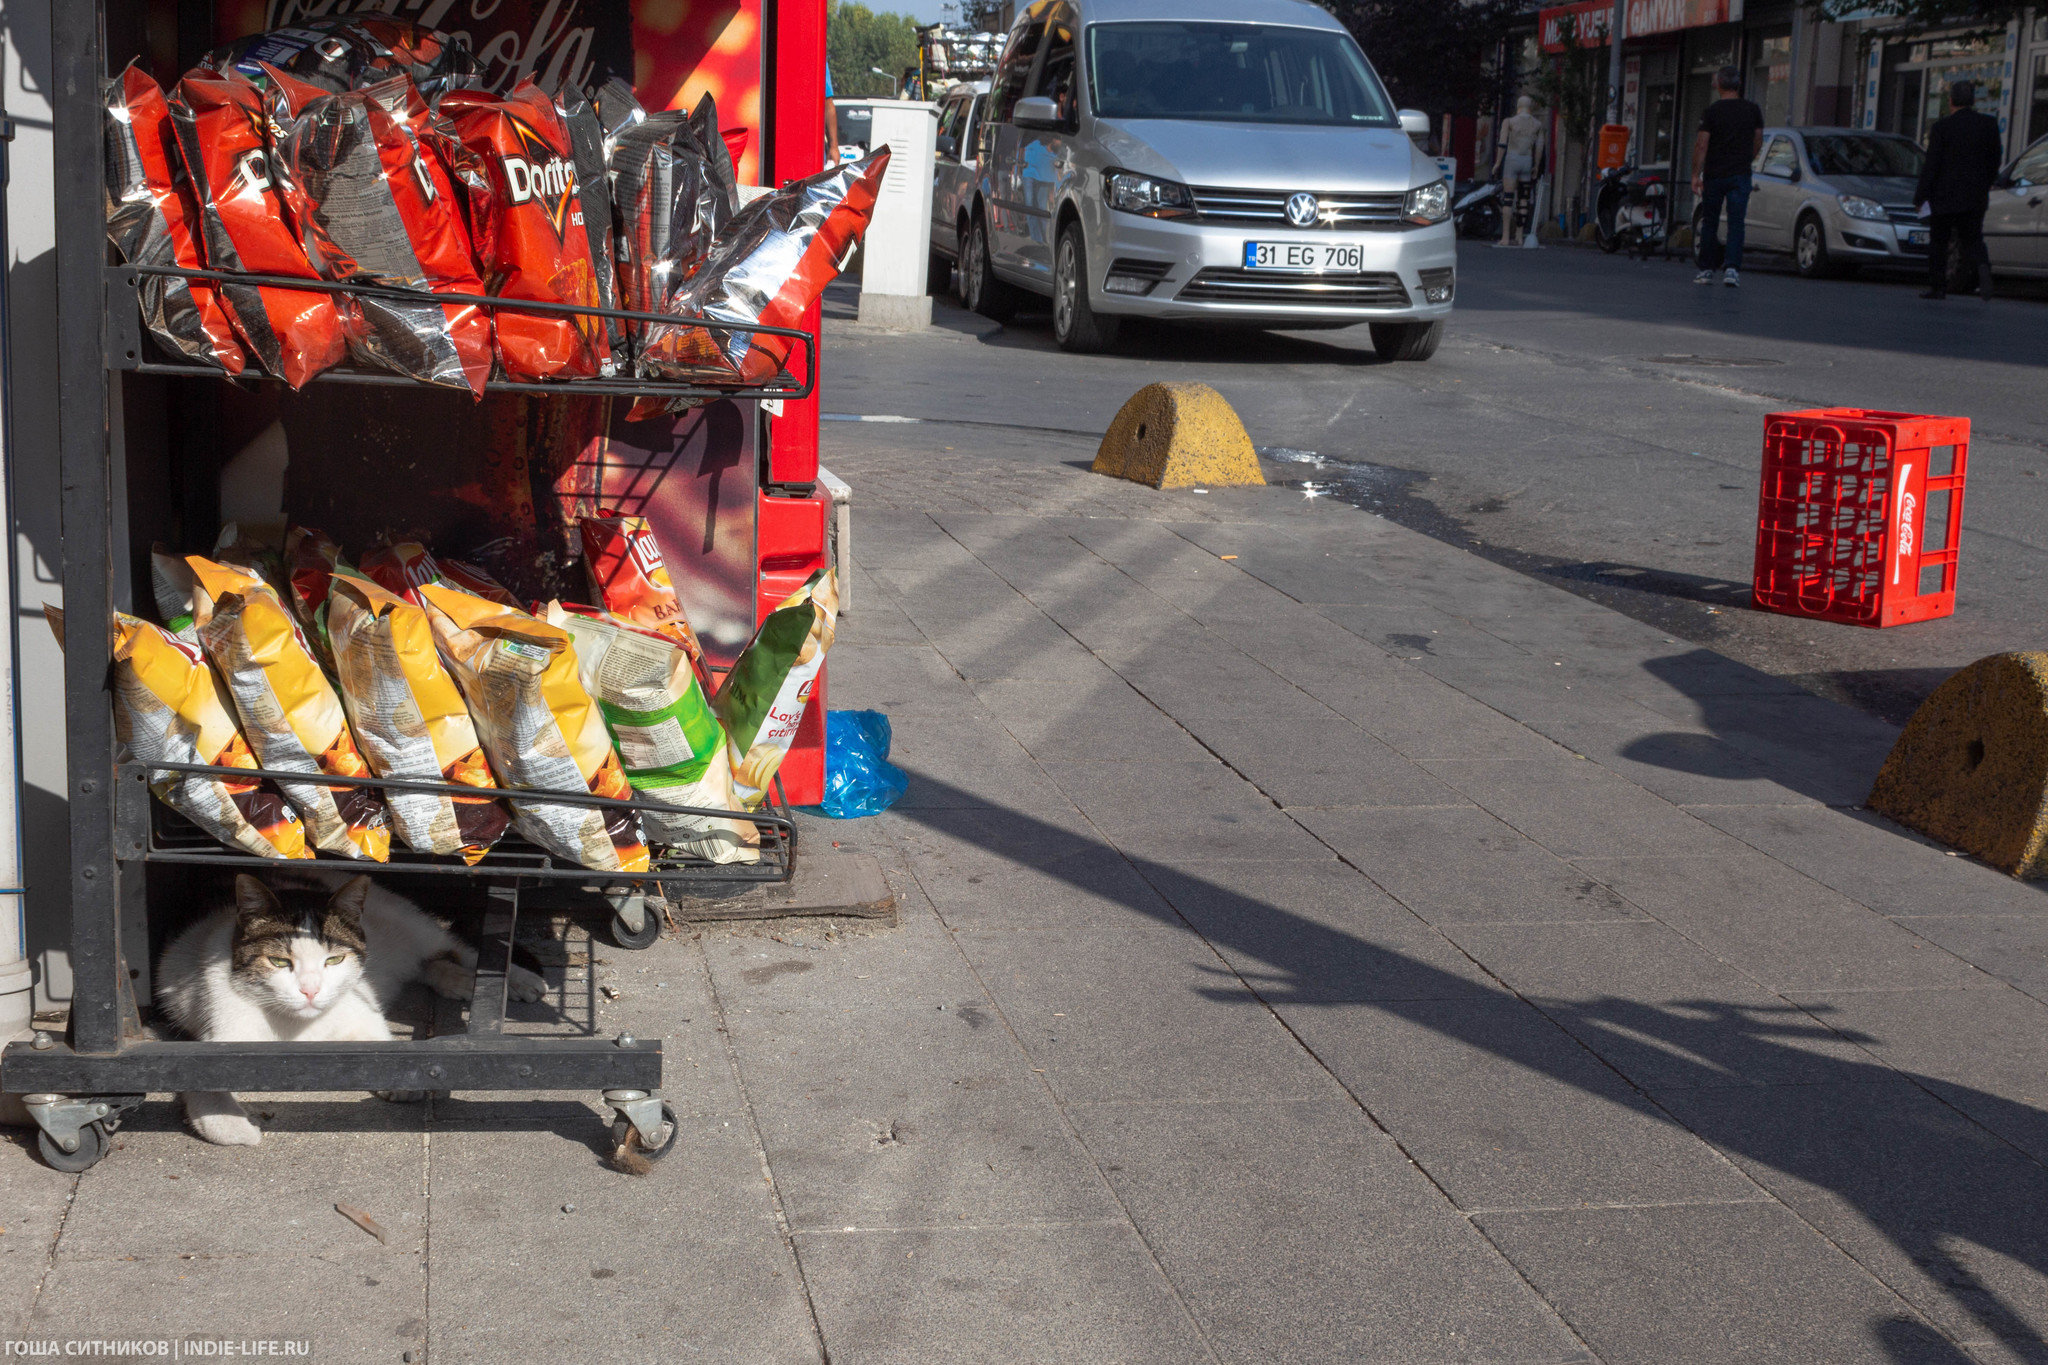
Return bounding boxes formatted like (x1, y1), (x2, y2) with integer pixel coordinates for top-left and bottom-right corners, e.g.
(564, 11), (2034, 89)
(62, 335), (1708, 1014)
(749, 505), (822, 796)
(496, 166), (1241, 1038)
(1919, 289), (1947, 299)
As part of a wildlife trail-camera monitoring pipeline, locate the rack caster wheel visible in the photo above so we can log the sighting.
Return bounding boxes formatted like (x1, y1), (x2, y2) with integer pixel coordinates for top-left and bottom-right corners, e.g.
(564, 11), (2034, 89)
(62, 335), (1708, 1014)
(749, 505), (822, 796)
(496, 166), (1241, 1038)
(608, 891), (661, 950)
(36, 1121), (110, 1173)
(604, 1091), (679, 1161)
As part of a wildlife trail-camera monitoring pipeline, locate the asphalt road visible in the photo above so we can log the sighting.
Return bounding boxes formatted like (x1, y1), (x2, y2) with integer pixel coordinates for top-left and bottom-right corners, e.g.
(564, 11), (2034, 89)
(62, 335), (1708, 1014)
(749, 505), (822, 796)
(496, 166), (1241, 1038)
(822, 242), (2048, 725)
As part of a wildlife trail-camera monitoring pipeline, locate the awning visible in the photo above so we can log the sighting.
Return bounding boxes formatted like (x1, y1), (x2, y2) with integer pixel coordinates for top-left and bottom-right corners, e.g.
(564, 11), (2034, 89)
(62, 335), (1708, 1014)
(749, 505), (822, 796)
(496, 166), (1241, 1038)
(1540, 0), (1744, 52)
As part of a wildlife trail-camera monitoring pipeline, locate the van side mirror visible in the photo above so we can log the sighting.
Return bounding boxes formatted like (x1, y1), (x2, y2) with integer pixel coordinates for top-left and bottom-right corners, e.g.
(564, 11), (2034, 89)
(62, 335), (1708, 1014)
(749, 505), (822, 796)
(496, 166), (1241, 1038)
(1013, 95), (1058, 128)
(937, 133), (958, 157)
(1397, 109), (1431, 137)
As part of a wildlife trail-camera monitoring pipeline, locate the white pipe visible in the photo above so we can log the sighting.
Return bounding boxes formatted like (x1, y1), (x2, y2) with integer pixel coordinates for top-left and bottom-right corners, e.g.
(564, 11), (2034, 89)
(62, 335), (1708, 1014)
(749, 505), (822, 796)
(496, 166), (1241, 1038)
(0, 87), (31, 1038)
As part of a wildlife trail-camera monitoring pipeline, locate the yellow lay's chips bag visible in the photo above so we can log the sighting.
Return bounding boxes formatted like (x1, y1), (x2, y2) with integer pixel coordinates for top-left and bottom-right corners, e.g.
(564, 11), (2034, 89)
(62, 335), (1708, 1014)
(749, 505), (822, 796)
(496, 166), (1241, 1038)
(416, 582), (648, 872)
(187, 556), (391, 861)
(49, 605), (309, 860)
(327, 569), (511, 864)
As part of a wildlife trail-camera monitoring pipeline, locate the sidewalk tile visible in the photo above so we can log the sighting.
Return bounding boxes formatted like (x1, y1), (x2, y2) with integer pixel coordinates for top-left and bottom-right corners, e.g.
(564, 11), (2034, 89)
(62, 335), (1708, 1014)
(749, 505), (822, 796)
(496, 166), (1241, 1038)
(1289, 669), (1565, 761)
(956, 927), (1334, 1105)
(968, 679), (1209, 762)
(1421, 758), (1729, 858)
(1658, 1078), (2048, 1350)
(1475, 1201), (1948, 1365)
(920, 614), (1105, 682)
(1183, 715), (1471, 810)
(1894, 917), (2048, 1006)
(702, 901), (981, 1014)
(1141, 859), (1498, 1004)
(1317, 603), (1532, 660)
(1072, 1098), (1590, 1364)
(1576, 855), (1986, 993)
(427, 1117), (817, 1365)
(0, 1144), (79, 1335)
(1443, 920), (1872, 1089)
(797, 1223), (1209, 1365)
(1035, 760), (1330, 863)
(1543, 717), (1806, 807)
(1297, 807), (1646, 925)
(911, 845), (1182, 933)
(1285, 995), (1759, 1210)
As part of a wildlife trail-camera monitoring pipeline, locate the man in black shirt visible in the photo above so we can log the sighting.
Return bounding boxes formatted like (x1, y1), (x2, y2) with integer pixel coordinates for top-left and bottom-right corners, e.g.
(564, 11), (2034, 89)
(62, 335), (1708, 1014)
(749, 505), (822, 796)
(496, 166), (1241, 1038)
(1914, 80), (2005, 300)
(1690, 66), (1765, 287)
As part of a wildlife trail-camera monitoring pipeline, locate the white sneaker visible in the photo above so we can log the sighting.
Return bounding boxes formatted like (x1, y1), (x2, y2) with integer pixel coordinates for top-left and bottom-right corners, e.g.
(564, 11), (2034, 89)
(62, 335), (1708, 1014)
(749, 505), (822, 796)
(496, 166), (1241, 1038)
(1723, 268), (1740, 287)
(1694, 270), (1714, 284)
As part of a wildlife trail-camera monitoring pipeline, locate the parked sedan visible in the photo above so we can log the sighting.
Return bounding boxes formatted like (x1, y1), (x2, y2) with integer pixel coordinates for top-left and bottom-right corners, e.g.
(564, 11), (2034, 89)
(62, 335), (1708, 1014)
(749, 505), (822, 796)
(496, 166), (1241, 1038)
(1743, 127), (1928, 277)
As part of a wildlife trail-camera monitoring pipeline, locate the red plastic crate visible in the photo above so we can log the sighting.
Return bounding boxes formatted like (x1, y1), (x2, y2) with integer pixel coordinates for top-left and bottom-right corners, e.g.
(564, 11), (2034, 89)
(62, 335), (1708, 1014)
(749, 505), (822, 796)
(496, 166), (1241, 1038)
(1752, 408), (1969, 628)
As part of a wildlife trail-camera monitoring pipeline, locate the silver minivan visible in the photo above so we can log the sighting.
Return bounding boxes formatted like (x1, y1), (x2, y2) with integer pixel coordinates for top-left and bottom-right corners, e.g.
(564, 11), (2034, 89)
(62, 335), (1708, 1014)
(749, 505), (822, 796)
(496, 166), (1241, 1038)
(949, 0), (1455, 356)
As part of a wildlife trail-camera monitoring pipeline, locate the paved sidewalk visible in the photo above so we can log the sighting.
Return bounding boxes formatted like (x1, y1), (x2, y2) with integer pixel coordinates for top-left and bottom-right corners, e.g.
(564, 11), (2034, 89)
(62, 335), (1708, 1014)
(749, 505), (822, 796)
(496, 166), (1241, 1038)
(4, 390), (2047, 1364)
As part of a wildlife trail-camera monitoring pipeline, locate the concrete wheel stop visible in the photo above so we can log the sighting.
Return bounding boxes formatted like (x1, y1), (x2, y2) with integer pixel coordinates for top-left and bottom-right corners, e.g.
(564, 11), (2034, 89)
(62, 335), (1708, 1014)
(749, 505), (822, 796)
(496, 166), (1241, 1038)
(1868, 651), (2048, 877)
(1092, 382), (1265, 490)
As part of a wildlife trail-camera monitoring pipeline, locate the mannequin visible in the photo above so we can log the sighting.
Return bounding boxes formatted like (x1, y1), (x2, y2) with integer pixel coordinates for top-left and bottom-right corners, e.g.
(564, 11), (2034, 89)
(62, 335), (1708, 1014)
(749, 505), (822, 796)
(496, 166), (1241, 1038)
(1491, 96), (1546, 247)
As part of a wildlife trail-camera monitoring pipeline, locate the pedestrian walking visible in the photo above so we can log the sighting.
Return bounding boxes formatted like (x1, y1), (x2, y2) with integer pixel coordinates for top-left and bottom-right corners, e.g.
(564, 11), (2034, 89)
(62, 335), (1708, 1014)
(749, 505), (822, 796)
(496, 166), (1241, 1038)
(1691, 65), (1764, 287)
(1915, 80), (2004, 301)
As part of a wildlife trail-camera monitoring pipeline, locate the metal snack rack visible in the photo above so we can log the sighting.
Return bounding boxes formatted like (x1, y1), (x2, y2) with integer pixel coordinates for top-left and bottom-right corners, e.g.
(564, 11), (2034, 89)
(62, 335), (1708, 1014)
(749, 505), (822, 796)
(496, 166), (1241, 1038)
(5, 3), (813, 1173)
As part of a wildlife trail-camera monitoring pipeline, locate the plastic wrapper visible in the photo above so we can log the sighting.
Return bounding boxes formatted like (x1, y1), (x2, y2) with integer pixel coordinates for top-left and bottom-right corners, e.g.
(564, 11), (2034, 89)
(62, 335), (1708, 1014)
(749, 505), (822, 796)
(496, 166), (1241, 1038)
(49, 606), (310, 861)
(439, 558), (522, 608)
(202, 19), (477, 97)
(214, 522), (295, 605)
(150, 547), (203, 645)
(595, 77), (646, 148)
(609, 112), (719, 352)
(284, 524), (346, 668)
(360, 539), (520, 608)
(557, 82), (624, 362)
(636, 149), (889, 387)
(186, 556), (391, 861)
(416, 582), (649, 872)
(814, 710), (908, 819)
(103, 63), (245, 375)
(715, 568), (839, 809)
(545, 602), (757, 864)
(327, 569), (511, 863)
(169, 70), (350, 389)
(579, 514), (703, 658)
(272, 74), (492, 396)
(687, 92), (740, 234)
(440, 81), (610, 380)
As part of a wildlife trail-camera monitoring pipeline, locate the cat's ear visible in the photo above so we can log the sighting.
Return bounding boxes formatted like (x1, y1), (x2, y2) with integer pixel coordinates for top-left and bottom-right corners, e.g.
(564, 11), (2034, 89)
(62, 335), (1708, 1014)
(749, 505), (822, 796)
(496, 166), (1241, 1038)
(329, 875), (373, 923)
(233, 874), (279, 920)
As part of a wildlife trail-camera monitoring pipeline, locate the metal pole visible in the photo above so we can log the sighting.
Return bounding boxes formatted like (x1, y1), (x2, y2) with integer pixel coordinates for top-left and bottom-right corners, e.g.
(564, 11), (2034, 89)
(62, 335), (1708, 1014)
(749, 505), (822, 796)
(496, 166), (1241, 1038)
(0, 79), (30, 1038)
(1606, 0), (1627, 125)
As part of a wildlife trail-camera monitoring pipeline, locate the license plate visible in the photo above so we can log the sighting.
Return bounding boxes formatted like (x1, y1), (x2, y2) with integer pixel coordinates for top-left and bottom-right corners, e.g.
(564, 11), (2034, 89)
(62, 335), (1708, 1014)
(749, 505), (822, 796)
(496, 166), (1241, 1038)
(1244, 241), (1364, 273)
(1907, 230), (1929, 246)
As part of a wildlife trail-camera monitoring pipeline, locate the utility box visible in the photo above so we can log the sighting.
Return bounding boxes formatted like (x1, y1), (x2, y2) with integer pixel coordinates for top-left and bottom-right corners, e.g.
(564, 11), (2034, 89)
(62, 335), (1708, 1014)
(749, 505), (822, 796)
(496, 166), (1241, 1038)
(857, 100), (940, 330)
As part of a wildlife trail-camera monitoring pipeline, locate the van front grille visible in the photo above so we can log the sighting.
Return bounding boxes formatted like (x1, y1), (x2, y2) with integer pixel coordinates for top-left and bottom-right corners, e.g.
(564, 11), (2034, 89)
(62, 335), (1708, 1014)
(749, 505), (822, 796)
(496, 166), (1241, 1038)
(1176, 269), (1411, 307)
(1187, 185), (1411, 228)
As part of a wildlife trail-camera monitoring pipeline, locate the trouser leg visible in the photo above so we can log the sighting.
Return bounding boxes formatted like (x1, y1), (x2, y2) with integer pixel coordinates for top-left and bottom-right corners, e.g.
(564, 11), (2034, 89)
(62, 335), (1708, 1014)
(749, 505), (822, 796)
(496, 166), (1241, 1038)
(1696, 183), (1726, 270)
(1958, 209), (1990, 295)
(1722, 178), (1751, 270)
(1927, 213), (1954, 291)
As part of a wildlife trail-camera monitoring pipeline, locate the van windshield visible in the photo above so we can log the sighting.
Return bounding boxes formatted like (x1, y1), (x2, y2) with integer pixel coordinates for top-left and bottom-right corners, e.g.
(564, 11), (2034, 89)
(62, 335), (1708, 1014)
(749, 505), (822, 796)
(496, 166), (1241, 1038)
(1086, 22), (1396, 126)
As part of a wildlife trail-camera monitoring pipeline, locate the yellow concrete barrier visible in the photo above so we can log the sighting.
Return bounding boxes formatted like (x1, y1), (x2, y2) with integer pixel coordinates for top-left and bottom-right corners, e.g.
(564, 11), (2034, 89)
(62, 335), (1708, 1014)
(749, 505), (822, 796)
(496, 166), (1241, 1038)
(1868, 651), (2048, 878)
(1091, 382), (1264, 490)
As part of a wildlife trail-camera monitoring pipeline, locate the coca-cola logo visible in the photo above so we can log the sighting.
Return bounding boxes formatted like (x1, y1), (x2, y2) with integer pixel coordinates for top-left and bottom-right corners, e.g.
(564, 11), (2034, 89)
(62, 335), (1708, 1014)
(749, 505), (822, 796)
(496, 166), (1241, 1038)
(260, 0), (602, 94)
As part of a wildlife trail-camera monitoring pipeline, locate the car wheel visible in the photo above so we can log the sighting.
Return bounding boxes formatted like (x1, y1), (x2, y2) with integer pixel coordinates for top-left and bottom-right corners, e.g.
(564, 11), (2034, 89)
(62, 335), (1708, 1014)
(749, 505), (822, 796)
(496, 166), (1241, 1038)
(963, 214), (1017, 322)
(1052, 223), (1119, 353)
(1794, 214), (1833, 278)
(1369, 320), (1442, 362)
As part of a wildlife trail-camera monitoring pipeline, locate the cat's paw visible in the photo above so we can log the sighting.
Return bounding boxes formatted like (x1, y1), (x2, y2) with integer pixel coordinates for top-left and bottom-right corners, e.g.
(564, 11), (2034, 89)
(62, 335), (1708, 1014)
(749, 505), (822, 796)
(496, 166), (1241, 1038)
(508, 963), (547, 1003)
(189, 1111), (262, 1147)
(420, 956), (474, 1001)
(376, 1089), (427, 1103)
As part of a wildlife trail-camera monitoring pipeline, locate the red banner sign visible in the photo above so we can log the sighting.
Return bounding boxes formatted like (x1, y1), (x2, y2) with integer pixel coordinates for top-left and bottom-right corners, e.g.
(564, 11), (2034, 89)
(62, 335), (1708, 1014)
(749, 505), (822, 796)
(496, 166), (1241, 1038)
(1540, 0), (1742, 52)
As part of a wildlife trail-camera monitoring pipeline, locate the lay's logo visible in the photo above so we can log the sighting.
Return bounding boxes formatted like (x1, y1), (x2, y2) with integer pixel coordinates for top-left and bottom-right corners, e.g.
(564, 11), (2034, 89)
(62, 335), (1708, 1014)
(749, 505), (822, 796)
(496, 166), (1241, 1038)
(626, 530), (666, 578)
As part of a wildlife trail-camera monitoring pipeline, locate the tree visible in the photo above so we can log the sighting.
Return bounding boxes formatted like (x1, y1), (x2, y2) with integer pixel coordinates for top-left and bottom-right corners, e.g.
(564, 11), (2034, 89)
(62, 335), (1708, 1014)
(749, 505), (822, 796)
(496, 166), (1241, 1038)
(828, 2), (921, 99)
(1319, 0), (1522, 124)
(1532, 13), (1604, 159)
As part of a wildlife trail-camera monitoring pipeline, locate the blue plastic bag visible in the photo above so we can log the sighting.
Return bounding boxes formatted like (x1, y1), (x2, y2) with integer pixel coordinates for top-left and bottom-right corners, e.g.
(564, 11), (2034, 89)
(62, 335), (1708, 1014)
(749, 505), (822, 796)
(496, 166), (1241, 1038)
(811, 710), (908, 818)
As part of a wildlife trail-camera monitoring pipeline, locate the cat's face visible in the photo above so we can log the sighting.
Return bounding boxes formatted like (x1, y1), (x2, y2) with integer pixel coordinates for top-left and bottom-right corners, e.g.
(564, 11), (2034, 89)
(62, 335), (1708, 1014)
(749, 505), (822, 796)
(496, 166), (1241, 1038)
(229, 874), (370, 1019)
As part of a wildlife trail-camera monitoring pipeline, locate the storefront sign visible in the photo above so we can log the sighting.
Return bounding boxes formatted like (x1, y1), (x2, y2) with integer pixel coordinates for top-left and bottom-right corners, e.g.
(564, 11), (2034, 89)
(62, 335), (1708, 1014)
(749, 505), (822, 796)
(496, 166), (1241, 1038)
(1540, 0), (1742, 52)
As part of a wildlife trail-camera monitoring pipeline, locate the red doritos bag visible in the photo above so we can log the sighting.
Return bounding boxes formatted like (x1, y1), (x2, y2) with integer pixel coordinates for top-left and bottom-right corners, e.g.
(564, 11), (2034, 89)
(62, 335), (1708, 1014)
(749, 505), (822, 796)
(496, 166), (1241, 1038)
(169, 70), (348, 389)
(103, 63), (245, 374)
(202, 18), (478, 97)
(439, 81), (610, 381)
(272, 73), (492, 396)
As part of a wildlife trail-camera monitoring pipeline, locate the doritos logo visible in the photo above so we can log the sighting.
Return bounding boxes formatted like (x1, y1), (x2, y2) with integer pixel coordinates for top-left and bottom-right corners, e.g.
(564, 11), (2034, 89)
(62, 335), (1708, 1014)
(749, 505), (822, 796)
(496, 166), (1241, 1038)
(411, 157), (438, 204)
(502, 125), (578, 237)
(231, 148), (273, 197)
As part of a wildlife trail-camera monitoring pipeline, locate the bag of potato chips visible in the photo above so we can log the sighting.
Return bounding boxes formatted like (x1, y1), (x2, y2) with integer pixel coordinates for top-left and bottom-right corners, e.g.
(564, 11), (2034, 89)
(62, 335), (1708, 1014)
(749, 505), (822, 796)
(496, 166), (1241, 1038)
(186, 556), (391, 860)
(416, 583), (648, 872)
(326, 570), (511, 863)
(545, 602), (757, 864)
(49, 606), (309, 860)
(579, 513), (703, 659)
(715, 569), (838, 809)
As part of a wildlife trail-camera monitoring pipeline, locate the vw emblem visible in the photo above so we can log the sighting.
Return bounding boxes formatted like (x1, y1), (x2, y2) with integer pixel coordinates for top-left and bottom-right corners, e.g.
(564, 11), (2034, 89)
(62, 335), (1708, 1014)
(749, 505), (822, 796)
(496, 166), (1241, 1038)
(1285, 192), (1320, 227)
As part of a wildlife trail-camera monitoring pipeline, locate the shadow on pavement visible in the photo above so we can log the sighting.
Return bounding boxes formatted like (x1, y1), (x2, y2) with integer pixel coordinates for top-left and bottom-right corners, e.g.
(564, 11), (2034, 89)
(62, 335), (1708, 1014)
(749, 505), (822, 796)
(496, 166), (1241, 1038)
(895, 772), (2048, 1358)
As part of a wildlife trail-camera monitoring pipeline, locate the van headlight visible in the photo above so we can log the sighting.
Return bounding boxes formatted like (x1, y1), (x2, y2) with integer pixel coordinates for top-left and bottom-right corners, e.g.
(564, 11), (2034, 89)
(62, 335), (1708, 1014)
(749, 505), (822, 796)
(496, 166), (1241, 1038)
(1104, 170), (1196, 219)
(1839, 195), (1887, 221)
(1405, 180), (1450, 225)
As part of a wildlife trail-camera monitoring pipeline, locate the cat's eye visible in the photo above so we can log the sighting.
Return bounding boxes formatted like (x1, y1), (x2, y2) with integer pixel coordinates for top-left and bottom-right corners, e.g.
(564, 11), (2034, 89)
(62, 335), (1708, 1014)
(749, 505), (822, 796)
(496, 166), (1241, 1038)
(325, 954), (347, 966)
(267, 956), (292, 970)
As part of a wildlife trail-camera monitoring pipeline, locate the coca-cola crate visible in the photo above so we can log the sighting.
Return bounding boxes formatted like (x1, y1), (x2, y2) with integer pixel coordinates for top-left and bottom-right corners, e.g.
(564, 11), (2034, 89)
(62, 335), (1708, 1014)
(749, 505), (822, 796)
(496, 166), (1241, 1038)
(1752, 407), (1969, 628)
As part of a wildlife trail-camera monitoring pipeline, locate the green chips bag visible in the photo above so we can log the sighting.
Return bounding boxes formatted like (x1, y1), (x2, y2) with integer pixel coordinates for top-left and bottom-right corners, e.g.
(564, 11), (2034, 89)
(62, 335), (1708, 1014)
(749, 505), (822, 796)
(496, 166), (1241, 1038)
(714, 569), (839, 810)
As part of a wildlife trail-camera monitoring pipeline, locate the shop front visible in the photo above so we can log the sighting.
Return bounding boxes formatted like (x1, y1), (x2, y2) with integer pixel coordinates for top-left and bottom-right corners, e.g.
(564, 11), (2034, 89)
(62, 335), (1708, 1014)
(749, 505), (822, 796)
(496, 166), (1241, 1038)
(1864, 21), (2022, 158)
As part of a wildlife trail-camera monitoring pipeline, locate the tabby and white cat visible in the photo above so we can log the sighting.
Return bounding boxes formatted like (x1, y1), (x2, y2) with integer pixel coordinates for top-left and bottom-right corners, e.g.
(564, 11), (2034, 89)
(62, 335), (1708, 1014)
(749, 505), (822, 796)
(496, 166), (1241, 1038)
(155, 872), (546, 1147)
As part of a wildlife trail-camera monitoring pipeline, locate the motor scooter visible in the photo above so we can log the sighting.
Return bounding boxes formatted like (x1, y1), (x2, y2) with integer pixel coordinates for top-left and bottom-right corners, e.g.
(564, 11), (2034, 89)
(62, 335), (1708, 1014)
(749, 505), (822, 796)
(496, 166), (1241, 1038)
(1452, 179), (1502, 241)
(1594, 166), (1668, 258)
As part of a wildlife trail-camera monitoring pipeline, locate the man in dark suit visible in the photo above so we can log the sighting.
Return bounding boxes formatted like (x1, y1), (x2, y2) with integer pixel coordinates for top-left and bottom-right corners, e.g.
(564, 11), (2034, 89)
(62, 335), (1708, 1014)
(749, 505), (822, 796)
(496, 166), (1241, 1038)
(1915, 80), (2006, 300)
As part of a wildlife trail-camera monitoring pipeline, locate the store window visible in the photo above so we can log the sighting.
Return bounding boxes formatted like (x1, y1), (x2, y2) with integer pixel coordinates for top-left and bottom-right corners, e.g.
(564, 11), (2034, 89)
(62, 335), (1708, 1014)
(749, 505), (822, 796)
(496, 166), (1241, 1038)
(2030, 50), (2047, 146)
(1749, 31), (1793, 125)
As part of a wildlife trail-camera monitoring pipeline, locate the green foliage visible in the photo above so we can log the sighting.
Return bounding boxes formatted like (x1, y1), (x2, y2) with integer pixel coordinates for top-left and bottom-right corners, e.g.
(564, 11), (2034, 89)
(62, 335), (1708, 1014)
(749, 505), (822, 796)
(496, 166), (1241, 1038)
(1532, 13), (1605, 150)
(1319, 0), (1522, 123)
(829, 2), (921, 99)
